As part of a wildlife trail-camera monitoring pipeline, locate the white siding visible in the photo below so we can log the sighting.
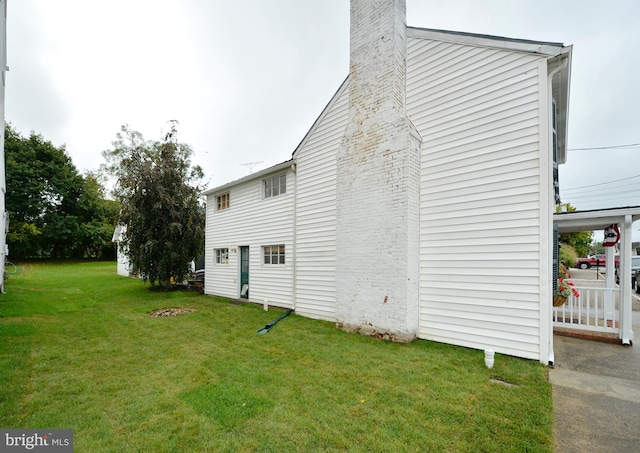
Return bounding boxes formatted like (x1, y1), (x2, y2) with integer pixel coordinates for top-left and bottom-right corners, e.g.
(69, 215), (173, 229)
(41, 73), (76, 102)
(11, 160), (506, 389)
(293, 84), (349, 321)
(408, 37), (549, 360)
(204, 170), (294, 308)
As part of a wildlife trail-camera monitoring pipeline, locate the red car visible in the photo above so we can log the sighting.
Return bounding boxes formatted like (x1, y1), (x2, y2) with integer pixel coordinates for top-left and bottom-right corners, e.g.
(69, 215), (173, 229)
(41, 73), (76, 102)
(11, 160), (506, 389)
(574, 254), (619, 269)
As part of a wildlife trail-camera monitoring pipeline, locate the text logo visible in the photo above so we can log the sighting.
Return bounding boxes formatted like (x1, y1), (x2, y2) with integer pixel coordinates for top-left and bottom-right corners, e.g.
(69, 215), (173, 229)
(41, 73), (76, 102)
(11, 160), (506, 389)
(0, 430), (73, 452)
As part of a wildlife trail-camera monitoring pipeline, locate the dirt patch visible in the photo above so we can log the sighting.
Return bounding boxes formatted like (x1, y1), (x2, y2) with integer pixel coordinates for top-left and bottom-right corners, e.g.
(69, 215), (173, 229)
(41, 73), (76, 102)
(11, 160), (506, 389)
(148, 308), (196, 317)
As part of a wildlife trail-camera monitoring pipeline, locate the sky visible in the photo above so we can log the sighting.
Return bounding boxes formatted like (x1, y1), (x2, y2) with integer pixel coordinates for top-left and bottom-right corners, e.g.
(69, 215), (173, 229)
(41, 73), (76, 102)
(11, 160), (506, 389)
(5, 0), (640, 240)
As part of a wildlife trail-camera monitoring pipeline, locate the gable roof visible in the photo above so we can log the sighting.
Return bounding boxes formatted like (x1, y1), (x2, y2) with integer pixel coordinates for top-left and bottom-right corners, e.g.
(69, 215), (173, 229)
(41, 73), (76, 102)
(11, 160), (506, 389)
(407, 27), (567, 56)
(408, 27), (572, 165)
(207, 27), (572, 193)
(202, 159), (294, 196)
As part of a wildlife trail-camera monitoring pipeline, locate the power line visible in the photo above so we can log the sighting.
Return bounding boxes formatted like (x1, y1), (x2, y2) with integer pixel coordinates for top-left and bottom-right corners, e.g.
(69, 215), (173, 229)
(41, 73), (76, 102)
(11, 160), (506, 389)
(562, 174), (640, 191)
(568, 142), (640, 151)
(562, 180), (640, 196)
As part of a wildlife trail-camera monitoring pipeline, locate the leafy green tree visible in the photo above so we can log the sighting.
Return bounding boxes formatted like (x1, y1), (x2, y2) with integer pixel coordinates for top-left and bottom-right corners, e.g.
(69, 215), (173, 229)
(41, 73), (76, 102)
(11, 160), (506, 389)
(556, 202), (593, 257)
(4, 123), (119, 259)
(102, 123), (205, 288)
(76, 173), (121, 258)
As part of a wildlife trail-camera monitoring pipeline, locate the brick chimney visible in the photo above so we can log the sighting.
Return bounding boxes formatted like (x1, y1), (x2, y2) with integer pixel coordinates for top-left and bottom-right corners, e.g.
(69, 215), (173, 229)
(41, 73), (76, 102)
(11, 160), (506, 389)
(335, 0), (422, 342)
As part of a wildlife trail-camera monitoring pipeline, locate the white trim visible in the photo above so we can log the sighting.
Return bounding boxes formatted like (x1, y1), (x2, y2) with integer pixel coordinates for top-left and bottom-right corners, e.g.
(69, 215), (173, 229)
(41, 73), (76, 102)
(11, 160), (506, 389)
(407, 27), (566, 56)
(538, 59), (552, 365)
(203, 160), (294, 196)
(621, 215), (634, 344)
(554, 206), (640, 232)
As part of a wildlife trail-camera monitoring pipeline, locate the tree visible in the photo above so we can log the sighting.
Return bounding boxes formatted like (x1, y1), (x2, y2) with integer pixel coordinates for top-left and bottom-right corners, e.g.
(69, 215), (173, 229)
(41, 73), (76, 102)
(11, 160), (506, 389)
(4, 123), (119, 259)
(75, 173), (121, 259)
(556, 202), (593, 258)
(102, 123), (205, 288)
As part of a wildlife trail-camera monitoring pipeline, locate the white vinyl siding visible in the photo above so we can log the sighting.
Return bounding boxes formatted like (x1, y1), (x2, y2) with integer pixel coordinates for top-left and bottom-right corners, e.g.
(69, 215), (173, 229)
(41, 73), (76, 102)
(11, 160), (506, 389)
(204, 171), (294, 308)
(408, 35), (548, 360)
(293, 82), (348, 321)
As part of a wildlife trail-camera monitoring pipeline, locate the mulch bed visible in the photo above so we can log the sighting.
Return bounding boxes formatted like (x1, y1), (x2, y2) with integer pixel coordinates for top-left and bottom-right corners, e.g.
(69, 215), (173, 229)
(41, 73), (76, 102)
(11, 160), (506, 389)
(148, 308), (196, 317)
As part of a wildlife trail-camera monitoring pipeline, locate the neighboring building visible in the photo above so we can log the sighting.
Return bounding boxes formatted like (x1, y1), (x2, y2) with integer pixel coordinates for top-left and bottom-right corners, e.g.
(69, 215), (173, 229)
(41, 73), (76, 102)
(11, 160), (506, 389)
(0, 0), (7, 293)
(204, 0), (572, 363)
(111, 225), (133, 278)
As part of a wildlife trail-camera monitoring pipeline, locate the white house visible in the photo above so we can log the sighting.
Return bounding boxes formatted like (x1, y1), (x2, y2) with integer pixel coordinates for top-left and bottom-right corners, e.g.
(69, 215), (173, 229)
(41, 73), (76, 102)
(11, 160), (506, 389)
(0, 0), (8, 293)
(204, 0), (572, 363)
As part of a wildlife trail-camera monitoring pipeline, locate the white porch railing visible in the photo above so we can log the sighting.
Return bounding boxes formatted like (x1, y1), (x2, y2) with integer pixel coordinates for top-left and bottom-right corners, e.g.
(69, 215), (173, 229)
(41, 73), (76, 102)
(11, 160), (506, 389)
(552, 279), (620, 334)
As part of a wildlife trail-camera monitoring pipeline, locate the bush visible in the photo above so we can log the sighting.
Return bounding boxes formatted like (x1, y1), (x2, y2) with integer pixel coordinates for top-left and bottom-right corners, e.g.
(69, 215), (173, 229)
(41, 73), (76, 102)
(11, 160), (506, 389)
(560, 243), (578, 267)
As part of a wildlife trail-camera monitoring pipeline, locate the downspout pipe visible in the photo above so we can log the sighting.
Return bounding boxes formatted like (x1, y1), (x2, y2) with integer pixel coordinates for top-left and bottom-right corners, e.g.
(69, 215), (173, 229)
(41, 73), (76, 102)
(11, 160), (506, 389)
(291, 161), (297, 311)
(546, 55), (568, 367)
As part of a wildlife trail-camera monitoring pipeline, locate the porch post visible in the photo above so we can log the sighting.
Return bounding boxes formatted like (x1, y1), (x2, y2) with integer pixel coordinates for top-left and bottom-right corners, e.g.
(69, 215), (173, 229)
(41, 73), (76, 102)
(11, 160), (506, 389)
(604, 245), (615, 321)
(620, 215), (634, 344)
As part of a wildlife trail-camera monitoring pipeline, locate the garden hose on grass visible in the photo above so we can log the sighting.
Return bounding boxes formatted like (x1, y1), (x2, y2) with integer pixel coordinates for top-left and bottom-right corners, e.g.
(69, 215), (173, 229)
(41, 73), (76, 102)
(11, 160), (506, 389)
(256, 308), (293, 334)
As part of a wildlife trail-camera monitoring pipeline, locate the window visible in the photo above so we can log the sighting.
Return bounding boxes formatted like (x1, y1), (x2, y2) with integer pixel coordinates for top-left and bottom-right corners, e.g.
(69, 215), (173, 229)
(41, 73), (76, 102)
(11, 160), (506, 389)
(263, 245), (285, 265)
(552, 98), (560, 204)
(264, 174), (286, 198)
(216, 193), (229, 211)
(215, 248), (229, 264)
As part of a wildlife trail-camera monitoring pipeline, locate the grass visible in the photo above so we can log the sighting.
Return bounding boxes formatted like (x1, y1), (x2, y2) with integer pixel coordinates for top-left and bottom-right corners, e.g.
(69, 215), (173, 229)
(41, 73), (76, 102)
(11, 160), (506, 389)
(0, 262), (553, 452)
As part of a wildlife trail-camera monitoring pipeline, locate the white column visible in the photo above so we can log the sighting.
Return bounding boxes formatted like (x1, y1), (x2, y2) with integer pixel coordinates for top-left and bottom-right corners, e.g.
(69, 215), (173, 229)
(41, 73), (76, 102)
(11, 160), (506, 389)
(604, 245), (615, 321)
(620, 215), (634, 344)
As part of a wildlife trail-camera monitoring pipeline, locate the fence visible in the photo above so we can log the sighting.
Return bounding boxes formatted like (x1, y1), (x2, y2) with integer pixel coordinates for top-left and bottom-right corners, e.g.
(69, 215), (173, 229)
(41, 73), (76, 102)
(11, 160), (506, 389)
(552, 279), (620, 334)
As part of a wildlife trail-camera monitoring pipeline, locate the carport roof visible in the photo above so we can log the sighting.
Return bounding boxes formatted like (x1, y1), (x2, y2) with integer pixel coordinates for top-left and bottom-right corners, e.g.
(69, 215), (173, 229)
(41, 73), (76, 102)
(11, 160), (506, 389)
(553, 206), (640, 233)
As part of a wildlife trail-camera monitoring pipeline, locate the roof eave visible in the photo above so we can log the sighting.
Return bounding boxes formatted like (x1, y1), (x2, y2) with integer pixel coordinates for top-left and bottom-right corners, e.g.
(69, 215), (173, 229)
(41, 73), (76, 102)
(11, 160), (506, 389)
(551, 46), (572, 165)
(407, 27), (567, 56)
(554, 206), (640, 233)
(202, 159), (294, 196)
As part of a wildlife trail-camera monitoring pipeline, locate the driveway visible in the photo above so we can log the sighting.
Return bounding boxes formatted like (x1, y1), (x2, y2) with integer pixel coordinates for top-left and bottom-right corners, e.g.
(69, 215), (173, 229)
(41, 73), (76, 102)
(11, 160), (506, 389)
(551, 268), (640, 452)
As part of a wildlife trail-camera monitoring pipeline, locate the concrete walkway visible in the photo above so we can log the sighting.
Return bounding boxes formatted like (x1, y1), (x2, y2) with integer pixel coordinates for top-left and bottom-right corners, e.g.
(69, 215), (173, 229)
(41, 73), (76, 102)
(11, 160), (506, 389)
(550, 269), (640, 452)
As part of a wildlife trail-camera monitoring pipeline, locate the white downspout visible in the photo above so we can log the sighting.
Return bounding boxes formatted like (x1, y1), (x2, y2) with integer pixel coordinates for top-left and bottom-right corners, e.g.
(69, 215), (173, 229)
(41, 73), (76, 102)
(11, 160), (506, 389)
(546, 55), (568, 366)
(291, 161), (297, 311)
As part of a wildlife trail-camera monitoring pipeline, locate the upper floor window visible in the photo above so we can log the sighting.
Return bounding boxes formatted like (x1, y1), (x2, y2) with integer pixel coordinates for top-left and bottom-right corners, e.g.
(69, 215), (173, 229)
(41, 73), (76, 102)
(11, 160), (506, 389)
(264, 174), (286, 198)
(216, 193), (229, 211)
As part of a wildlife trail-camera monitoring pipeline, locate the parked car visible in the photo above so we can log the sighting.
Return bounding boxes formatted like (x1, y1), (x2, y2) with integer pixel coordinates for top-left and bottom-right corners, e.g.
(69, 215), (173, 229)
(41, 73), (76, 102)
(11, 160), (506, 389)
(574, 254), (620, 269)
(635, 268), (640, 294)
(616, 255), (640, 287)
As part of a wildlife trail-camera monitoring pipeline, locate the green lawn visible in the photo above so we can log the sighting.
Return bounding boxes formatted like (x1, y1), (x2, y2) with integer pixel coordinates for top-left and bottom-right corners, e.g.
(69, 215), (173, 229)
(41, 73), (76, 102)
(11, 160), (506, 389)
(0, 262), (552, 452)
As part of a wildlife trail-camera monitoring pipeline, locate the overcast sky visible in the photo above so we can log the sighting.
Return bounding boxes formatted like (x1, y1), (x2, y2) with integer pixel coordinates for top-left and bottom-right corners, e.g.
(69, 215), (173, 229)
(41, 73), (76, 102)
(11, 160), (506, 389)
(6, 0), (640, 240)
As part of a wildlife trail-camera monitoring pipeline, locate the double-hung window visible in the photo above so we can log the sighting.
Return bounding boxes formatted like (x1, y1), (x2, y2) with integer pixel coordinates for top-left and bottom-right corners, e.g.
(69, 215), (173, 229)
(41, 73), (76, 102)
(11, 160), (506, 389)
(263, 245), (285, 265)
(264, 174), (286, 198)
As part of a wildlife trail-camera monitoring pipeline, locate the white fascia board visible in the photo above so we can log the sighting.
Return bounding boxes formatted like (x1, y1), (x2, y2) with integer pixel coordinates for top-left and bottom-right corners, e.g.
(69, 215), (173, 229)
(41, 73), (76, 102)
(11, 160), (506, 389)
(202, 159), (294, 196)
(407, 27), (566, 56)
(554, 206), (640, 233)
(292, 76), (349, 158)
(550, 46), (572, 165)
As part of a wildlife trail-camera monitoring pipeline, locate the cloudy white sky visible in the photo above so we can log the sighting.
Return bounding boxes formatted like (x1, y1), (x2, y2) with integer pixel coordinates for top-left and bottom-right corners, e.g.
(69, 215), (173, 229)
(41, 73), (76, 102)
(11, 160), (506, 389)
(5, 0), (640, 239)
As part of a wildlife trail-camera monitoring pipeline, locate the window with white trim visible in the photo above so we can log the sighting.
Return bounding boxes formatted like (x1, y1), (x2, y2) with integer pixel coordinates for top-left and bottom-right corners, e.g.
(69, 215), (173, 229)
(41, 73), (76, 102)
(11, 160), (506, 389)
(552, 98), (560, 204)
(263, 174), (286, 198)
(263, 245), (285, 265)
(215, 248), (229, 264)
(216, 193), (229, 211)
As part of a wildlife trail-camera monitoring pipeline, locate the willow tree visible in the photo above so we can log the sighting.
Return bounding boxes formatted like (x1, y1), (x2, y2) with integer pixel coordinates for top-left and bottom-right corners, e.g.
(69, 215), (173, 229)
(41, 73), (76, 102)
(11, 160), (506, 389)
(102, 123), (205, 288)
